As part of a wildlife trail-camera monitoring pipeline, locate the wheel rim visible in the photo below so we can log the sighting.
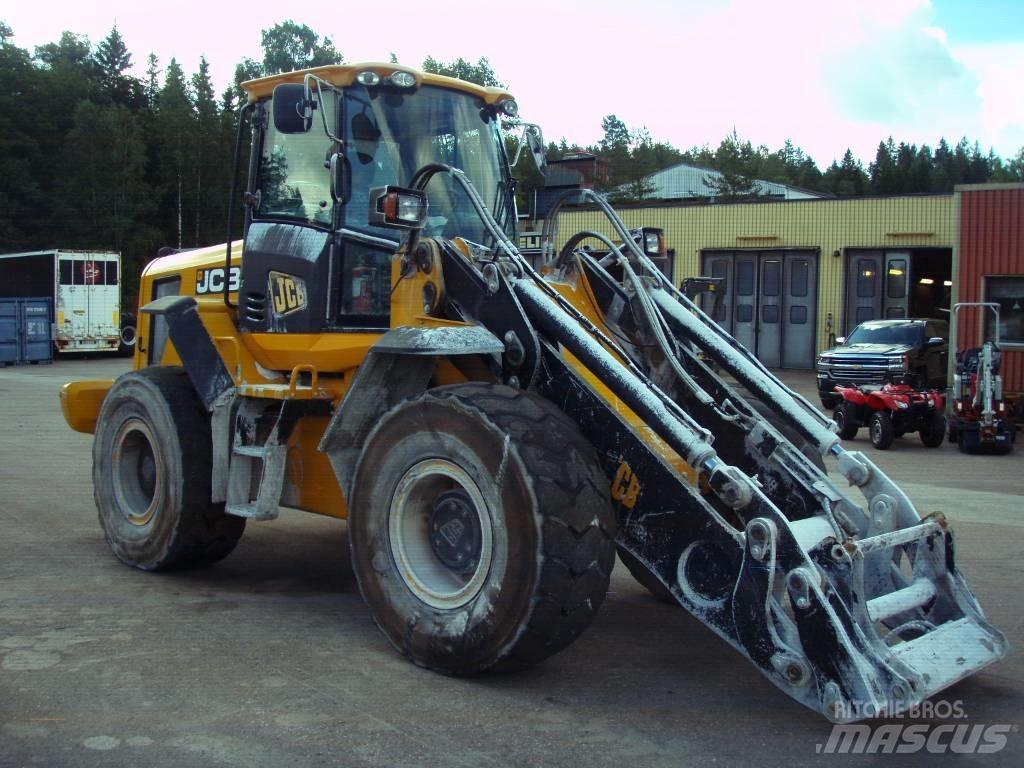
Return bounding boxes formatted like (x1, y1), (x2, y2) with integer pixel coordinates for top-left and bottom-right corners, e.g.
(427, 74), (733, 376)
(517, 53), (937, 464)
(111, 418), (161, 526)
(388, 459), (493, 610)
(871, 419), (880, 442)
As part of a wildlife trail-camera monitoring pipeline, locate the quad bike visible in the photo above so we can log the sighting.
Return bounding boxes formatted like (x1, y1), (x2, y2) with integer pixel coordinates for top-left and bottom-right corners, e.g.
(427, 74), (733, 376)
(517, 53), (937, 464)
(832, 384), (946, 450)
(948, 303), (1016, 455)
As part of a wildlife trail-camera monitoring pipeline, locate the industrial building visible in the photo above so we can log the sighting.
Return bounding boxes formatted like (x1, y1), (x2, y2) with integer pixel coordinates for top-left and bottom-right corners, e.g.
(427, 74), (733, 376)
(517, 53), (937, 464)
(527, 182), (1023, 398)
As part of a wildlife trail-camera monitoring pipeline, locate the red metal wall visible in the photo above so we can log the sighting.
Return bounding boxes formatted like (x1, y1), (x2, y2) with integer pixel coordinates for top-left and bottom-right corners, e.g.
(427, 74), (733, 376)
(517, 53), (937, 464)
(956, 185), (1024, 395)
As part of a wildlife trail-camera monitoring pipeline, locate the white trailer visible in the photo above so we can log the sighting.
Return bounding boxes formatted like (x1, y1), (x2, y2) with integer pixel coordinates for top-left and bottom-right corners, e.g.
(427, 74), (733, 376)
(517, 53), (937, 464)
(0, 249), (122, 353)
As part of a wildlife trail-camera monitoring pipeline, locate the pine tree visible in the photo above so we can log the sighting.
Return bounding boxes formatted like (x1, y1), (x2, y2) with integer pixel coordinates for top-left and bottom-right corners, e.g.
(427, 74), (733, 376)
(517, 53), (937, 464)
(94, 25), (135, 106)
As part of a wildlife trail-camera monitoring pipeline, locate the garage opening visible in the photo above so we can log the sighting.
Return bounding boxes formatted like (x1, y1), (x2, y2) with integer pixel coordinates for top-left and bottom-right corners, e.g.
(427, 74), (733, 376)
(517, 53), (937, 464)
(843, 248), (952, 333)
(700, 249), (819, 369)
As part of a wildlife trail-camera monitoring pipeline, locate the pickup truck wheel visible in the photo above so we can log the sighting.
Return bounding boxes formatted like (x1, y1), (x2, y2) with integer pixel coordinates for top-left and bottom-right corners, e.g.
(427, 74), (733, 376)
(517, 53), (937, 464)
(833, 403), (859, 440)
(819, 394), (839, 410)
(919, 413), (946, 447)
(348, 383), (616, 674)
(869, 412), (895, 450)
(93, 367), (244, 570)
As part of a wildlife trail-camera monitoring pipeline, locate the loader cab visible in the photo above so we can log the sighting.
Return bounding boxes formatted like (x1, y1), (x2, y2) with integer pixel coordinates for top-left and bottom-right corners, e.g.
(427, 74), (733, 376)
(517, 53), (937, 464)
(236, 66), (518, 336)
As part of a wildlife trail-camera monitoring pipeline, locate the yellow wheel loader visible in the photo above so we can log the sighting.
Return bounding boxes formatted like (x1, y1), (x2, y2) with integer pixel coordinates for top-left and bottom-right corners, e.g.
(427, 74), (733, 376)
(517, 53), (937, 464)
(61, 63), (1006, 721)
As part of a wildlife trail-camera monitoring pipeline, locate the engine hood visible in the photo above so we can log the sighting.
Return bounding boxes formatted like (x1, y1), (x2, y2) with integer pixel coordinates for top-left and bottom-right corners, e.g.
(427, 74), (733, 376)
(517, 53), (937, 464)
(821, 342), (914, 357)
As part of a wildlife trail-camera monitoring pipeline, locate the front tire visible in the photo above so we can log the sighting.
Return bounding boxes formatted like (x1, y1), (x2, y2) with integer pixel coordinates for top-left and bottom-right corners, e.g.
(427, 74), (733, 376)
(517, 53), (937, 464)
(92, 367), (245, 570)
(869, 411), (895, 450)
(347, 384), (616, 674)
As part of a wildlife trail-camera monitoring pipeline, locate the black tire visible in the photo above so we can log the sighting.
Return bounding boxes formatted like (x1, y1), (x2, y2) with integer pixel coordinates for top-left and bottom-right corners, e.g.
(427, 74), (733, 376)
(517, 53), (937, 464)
(820, 394), (839, 410)
(118, 313), (137, 357)
(919, 413), (946, 448)
(617, 546), (674, 603)
(833, 403), (859, 440)
(92, 367), (245, 570)
(347, 383), (616, 674)
(869, 412), (895, 450)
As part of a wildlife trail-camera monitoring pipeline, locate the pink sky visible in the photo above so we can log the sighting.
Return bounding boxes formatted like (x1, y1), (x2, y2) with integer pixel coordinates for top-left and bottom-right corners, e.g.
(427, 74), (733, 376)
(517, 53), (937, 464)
(5, 0), (1023, 166)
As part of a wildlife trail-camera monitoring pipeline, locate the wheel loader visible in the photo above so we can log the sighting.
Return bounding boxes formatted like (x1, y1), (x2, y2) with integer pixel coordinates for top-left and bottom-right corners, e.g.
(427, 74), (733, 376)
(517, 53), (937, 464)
(60, 62), (1006, 722)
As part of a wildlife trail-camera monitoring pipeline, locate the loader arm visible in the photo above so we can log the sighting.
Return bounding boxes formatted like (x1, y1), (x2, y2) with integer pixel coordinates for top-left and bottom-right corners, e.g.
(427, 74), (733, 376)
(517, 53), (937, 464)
(418, 172), (1007, 722)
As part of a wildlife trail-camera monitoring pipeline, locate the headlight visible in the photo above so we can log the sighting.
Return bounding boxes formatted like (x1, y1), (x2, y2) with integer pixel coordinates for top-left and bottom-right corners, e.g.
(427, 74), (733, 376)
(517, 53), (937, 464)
(887, 356), (906, 370)
(644, 231), (663, 255)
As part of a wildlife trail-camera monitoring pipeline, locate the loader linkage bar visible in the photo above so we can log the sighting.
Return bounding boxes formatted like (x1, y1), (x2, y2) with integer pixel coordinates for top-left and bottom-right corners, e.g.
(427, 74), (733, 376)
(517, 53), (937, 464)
(418, 172), (1007, 721)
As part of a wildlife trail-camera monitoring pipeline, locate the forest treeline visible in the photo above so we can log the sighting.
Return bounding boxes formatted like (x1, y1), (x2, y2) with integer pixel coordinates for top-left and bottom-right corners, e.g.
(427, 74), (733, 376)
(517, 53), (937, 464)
(1, 19), (1021, 305)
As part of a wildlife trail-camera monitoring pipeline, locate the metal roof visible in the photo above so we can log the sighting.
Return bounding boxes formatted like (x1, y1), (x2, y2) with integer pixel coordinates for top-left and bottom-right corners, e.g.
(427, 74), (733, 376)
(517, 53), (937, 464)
(622, 163), (826, 201)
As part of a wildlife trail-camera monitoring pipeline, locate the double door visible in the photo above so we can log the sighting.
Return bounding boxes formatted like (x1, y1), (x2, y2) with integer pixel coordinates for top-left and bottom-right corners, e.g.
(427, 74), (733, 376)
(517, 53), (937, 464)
(844, 250), (909, 332)
(702, 250), (818, 369)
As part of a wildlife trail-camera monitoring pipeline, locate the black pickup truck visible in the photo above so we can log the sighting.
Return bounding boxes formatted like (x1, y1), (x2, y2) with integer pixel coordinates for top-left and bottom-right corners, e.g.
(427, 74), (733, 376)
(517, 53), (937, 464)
(816, 318), (949, 408)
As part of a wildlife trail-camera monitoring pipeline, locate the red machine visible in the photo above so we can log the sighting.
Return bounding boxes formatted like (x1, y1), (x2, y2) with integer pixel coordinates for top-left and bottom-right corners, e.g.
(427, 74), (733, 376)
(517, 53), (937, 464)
(832, 383), (946, 450)
(948, 303), (1016, 454)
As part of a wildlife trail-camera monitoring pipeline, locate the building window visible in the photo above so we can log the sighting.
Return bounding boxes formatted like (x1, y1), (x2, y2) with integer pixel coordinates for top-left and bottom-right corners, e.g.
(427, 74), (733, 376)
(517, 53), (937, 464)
(986, 276), (1024, 345)
(887, 259), (907, 299)
(791, 259), (809, 297)
(857, 260), (875, 298)
(737, 261), (754, 296)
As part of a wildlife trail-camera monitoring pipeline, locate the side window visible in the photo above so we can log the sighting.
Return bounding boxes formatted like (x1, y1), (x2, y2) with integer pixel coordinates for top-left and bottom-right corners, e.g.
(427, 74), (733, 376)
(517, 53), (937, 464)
(336, 241), (391, 328)
(256, 100), (334, 226)
(149, 277), (180, 365)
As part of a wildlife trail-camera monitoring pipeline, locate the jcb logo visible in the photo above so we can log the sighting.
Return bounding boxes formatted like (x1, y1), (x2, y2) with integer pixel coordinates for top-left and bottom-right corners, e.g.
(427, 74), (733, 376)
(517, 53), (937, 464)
(269, 271), (307, 317)
(196, 267), (240, 294)
(611, 461), (641, 509)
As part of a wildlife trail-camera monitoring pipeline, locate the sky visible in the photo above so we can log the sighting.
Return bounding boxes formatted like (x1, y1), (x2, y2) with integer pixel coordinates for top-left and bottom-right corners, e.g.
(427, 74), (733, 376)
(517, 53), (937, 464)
(4, 0), (1023, 167)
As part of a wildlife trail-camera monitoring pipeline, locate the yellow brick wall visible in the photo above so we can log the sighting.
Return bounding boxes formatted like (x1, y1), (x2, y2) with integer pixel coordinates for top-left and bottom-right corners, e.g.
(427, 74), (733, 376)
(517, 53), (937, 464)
(537, 195), (954, 354)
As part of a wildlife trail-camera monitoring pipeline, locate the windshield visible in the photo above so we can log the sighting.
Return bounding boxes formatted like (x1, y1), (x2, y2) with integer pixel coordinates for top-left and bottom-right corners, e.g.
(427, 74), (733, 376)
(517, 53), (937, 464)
(342, 85), (515, 244)
(845, 321), (923, 346)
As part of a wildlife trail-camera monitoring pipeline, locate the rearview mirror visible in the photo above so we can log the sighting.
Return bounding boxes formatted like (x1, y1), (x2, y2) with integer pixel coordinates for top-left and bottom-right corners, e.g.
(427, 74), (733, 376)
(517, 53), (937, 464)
(926, 336), (945, 347)
(835, 336), (846, 345)
(525, 125), (547, 175)
(272, 82), (313, 134)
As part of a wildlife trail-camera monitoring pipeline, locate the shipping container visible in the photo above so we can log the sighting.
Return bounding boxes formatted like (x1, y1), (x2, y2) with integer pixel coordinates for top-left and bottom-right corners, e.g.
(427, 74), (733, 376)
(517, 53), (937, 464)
(0, 298), (53, 365)
(0, 250), (121, 353)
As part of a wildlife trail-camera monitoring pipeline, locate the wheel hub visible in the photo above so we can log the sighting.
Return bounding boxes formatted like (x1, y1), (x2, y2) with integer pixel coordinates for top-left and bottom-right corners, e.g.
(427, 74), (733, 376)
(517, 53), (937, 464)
(428, 489), (482, 574)
(388, 459), (494, 610)
(112, 418), (160, 526)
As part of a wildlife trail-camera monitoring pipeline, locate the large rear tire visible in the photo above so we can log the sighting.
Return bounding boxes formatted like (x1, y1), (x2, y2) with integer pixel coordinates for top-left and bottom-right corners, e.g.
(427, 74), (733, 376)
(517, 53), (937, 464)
(92, 367), (245, 570)
(347, 383), (616, 674)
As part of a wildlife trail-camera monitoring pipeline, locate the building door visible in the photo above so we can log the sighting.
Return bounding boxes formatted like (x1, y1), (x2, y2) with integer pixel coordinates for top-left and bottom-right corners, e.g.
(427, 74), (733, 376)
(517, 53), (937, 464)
(845, 251), (882, 332)
(783, 254), (816, 368)
(757, 254), (783, 367)
(733, 253), (758, 354)
(700, 250), (818, 369)
(844, 249), (951, 333)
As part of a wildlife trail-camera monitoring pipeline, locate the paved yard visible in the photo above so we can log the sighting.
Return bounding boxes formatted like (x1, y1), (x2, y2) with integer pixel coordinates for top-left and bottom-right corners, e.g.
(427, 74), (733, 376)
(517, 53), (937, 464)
(1, 358), (1021, 767)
